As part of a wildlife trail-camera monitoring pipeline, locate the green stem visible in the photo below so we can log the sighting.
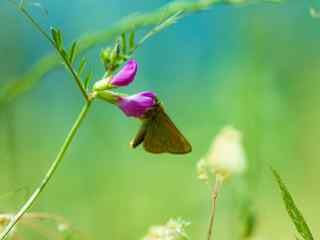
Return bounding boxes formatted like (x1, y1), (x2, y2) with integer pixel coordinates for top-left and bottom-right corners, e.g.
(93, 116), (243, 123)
(58, 52), (89, 102)
(206, 177), (222, 240)
(0, 101), (92, 240)
(9, 0), (89, 102)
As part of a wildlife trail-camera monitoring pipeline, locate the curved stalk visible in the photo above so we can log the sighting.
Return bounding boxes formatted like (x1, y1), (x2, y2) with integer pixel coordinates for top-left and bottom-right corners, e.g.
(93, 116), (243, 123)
(0, 101), (92, 240)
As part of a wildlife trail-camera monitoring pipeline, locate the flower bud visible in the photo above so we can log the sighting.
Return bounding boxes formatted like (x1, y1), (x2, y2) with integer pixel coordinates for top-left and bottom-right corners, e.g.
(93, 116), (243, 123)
(93, 60), (138, 91)
(117, 91), (157, 118)
(206, 126), (246, 180)
(109, 59), (137, 87)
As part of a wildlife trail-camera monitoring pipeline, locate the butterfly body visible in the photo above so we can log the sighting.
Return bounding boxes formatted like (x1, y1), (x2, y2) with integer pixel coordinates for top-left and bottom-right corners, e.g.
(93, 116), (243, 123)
(130, 104), (192, 154)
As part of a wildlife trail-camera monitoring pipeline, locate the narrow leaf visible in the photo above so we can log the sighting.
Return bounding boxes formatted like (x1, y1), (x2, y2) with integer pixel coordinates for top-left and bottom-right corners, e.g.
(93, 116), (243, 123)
(50, 27), (59, 45)
(135, 11), (183, 52)
(60, 49), (68, 61)
(50, 27), (63, 49)
(57, 29), (63, 48)
(18, 0), (24, 9)
(110, 41), (120, 63)
(129, 31), (135, 51)
(121, 33), (127, 54)
(84, 70), (93, 90)
(78, 58), (87, 76)
(115, 40), (121, 57)
(271, 168), (314, 240)
(68, 41), (77, 64)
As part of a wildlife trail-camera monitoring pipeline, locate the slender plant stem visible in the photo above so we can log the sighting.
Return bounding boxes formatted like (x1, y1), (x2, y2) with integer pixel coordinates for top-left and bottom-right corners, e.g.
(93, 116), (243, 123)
(58, 53), (89, 102)
(132, 11), (183, 54)
(0, 101), (92, 240)
(9, 0), (89, 102)
(206, 177), (223, 240)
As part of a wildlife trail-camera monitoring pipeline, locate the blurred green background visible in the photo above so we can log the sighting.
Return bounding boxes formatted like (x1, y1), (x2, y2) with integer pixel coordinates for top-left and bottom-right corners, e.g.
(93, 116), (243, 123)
(0, 0), (319, 239)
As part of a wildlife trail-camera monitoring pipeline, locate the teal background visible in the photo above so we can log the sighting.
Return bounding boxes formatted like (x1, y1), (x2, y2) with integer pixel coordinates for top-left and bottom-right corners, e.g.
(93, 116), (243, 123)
(0, 0), (320, 239)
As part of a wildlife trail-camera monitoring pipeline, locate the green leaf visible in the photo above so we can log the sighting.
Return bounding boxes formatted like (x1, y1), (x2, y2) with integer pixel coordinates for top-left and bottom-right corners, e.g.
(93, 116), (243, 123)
(60, 49), (68, 61)
(121, 33), (127, 54)
(68, 41), (77, 64)
(129, 31), (135, 51)
(78, 58), (87, 76)
(18, 0), (24, 9)
(242, 206), (257, 239)
(84, 70), (93, 90)
(110, 41), (121, 63)
(271, 168), (314, 240)
(50, 27), (63, 49)
(115, 40), (121, 58)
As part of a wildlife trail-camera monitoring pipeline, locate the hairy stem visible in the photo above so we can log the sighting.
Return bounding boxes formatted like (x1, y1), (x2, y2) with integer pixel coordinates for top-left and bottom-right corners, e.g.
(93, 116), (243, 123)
(0, 101), (92, 240)
(206, 177), (223, 240)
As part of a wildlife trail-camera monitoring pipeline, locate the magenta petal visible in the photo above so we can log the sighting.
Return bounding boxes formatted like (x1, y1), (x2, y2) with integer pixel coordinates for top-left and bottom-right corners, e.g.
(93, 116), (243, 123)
(109, 60), (138, 87)
(139, 91), (157, 98)
(117, 91), (157, 118)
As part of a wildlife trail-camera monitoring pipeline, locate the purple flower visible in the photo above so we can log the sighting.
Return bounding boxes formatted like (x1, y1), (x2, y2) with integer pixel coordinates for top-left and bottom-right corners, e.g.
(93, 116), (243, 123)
(117, 91), (157, 118)
(109, 60), (138, 87)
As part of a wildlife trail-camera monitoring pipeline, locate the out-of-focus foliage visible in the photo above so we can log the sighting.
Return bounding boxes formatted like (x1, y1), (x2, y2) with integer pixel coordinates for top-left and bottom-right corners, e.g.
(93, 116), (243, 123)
(272, 169), (314, 240)
(1, 0), (320, 239)
(0, 0), (280, 105)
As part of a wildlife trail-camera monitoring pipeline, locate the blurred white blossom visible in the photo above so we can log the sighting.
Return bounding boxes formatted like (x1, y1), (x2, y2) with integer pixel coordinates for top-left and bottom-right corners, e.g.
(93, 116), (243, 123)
(196, 158), (209, 183)
(142, 218), (190, 240)
(198, 126), (247, 181)
(0, 214), (16, 237)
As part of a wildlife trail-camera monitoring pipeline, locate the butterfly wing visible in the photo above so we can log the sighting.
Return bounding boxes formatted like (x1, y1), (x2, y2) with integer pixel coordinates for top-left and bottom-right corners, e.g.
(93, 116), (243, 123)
(143, 106), (192, 154)
(130, 121), (148, 148)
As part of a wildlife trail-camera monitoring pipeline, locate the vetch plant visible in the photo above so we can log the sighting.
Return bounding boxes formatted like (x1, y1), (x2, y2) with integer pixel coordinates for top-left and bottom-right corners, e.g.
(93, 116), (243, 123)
(0, 0), (281, 106)
(96, 88), (192, 153)
(93, 63), (191, 152)
(0, 1), (194, 239)
(197, 126), (247, 240)
(0, 0), (285, 239)
(93, 59), (138, 91)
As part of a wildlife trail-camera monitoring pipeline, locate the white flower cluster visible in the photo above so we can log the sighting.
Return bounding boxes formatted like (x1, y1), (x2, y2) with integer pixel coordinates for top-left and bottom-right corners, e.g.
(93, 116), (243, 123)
(197, 126), (247, 182)
(142, 218), (190, 240)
